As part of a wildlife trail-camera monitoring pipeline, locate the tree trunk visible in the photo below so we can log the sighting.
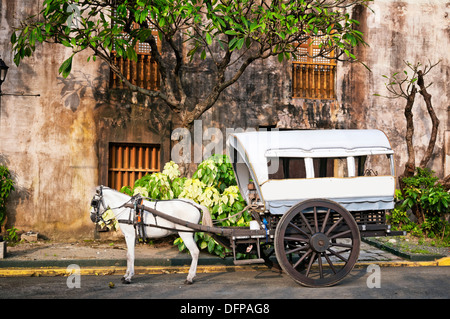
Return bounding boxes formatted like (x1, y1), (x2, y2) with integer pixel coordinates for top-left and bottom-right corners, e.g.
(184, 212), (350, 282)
(417, 70), (440, 169)
(400, 86), (417, 186)
(399, 67), (442, 225)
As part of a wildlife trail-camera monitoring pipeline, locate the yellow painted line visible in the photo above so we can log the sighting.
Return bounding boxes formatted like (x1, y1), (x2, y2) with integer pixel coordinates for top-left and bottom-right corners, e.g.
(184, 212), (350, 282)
(356, 257), (450, 268)
(0, 258), (448, 277)
(0, 264), (268, 277)
(0, 267), (120, 277)
(437, 257), (450, 266)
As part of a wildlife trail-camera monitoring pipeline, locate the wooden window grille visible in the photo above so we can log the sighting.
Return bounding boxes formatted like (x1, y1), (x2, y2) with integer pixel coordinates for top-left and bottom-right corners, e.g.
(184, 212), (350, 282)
(108, 143), (161, 191)
(110, 11), (160, 91)
(292, 34), (336, 100)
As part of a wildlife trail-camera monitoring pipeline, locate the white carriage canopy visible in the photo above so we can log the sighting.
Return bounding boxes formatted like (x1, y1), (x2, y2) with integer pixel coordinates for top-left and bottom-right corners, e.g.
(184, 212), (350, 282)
(226, 129), (396, 214)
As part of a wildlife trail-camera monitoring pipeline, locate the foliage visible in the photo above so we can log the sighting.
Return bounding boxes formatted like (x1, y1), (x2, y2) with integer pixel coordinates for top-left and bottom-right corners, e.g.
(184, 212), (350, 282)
(5, 227), (19, 242)
(12, 0), (369, 69)
(98, 209), (120, 231)
(387, 207), (411, 228)
(121, 161), (186, 200)
(11, 0), (370, 128)
(0, 165), (15, 231)
(374, 61), (439, 100)
(192, 154), (236, 192)
(389, 168), (450, 244)
(121, 156), (251, 257)
(398, 168), (449, 219)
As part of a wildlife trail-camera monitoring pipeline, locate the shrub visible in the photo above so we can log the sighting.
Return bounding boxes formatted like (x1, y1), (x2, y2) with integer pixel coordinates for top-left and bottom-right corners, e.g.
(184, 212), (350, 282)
(0, 165), (15, 232)
(398, 168), (449, 220)
(121, 161), (185, 200)
(393, 167), (450, 243)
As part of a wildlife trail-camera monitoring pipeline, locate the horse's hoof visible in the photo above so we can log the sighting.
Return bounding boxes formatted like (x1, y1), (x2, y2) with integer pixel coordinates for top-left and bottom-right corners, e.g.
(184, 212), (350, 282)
(184, 279), (193, 285)
(121, 277), (131, 284)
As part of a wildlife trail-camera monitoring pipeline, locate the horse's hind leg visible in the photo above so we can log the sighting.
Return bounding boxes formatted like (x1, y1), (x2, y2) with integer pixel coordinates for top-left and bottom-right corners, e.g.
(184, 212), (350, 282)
(178, 232), (199, 285)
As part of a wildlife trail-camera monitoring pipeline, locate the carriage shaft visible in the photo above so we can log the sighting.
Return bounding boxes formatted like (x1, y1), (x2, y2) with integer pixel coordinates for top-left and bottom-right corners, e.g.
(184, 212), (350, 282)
(124, 203), (267, 239)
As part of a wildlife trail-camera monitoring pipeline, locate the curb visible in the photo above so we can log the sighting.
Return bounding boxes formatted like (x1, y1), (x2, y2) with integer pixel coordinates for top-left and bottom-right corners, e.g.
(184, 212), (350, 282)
(0, 257), (448, 278)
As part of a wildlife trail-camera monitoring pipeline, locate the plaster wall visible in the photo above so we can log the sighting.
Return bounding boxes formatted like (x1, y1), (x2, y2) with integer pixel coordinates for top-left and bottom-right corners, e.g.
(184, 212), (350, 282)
(0, 1), (169, 238)
(363, 0), (450, 178)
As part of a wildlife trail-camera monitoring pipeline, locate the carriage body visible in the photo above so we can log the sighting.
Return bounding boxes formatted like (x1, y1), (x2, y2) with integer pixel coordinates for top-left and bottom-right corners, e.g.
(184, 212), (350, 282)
(227, 129), (398, 237)
(225, 129), (403, 286)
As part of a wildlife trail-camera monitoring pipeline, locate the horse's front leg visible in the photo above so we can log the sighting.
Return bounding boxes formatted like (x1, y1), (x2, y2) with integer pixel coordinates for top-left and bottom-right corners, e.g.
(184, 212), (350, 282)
(122, 226), (136, 284)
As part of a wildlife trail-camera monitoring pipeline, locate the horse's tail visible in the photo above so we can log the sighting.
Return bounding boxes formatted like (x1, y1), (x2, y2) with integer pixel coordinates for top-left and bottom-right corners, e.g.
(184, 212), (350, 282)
(198, 204), (214, 228)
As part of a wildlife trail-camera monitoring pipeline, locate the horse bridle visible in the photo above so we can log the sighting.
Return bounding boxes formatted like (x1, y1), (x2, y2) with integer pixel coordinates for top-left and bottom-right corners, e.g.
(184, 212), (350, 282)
(90, 186), (108, 224)
(90, 186), (140, 226)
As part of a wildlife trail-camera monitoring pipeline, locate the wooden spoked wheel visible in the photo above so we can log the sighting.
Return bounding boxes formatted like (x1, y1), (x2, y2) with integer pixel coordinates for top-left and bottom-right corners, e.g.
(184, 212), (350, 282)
(275, 199), (360, 287)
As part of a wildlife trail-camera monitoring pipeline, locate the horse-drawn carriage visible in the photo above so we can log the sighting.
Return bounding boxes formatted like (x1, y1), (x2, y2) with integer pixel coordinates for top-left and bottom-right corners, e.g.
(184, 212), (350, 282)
(91, 129), (404, 287)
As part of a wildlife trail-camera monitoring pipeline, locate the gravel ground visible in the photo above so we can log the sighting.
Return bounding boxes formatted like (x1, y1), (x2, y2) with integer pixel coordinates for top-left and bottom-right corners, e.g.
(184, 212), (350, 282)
(368, 235), (450, 257)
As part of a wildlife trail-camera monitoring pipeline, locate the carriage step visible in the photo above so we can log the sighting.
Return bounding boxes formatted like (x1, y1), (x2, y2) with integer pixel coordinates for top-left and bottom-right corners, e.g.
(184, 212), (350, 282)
(233, 258), (265, 266)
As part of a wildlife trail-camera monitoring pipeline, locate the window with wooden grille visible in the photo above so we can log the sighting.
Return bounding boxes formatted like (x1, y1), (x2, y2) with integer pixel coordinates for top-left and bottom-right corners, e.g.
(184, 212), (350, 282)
(108, 143), (161, 191)
(292, 35), (336, 100)
(110, 13), (160, 90)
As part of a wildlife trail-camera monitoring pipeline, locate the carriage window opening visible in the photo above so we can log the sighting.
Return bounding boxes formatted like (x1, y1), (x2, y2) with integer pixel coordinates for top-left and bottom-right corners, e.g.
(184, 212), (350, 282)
(313, 158), (348, 178)
(358, 154), (392, 176)
(356, 156), (367, 176)
(268, 158), (306, 179)
(108, 143), (160, 191)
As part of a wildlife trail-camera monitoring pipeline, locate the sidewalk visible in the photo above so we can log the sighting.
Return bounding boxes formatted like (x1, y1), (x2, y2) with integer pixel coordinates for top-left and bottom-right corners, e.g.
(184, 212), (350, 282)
(0, 240), (449, 277)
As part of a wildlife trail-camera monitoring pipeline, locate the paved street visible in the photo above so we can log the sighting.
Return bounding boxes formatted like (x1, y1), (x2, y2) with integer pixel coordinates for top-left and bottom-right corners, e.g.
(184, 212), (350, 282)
(1, 266), (448, 300)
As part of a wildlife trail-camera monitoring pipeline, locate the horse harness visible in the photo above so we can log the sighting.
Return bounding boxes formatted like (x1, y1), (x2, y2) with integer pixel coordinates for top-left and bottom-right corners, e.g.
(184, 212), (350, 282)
(91, 187), (198, 242)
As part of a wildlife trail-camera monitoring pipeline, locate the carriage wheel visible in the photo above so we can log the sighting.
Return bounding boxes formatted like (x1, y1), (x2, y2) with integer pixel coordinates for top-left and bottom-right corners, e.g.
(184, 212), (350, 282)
(274, 199), (360, 287)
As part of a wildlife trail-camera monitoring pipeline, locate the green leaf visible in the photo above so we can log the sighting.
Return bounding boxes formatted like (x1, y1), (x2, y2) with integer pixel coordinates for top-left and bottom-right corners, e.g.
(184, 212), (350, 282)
(200, 240), (208, 250)
(236, 38), (244, 50)
(207, 240), (215, 253)
(228, 37), (238, 49)
(205, 32), (212, 45)
(10, 32), (16, 44)
(58, 55), (73, 78)
(224, 30), (238, 36)
(278, 52), (284, 62)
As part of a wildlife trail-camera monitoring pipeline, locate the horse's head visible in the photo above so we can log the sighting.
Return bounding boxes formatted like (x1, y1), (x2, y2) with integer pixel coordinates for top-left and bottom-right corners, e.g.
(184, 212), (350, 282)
(90, 186), (106, 223)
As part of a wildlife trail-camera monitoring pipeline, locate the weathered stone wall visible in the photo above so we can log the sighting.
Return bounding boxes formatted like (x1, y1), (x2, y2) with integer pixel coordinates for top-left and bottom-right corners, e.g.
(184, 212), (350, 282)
(0, 0), (448, 238)
(0, 1), (171, 238)
(0, 1), (98, 238)
(199, 0), (450, 180)
(363, 0), (450, 178)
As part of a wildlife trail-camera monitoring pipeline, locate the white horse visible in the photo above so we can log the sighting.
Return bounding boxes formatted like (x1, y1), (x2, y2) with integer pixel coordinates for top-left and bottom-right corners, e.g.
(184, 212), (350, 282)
(89, 186), (212, 284)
